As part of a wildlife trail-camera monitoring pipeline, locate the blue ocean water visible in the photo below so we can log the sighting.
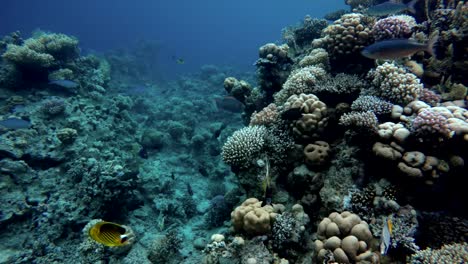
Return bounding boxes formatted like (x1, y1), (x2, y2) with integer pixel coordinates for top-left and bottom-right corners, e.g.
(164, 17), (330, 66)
(1, 0), (345, 77)
(0, 0), (467, 263)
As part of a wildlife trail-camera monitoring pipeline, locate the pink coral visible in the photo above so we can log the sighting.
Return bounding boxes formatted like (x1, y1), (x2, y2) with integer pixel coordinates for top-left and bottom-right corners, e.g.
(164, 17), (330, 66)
(250, 103), (279, 126)
(412, 108), (451, 137)
(418, 88), (441, 106)
(372, 15), (415, 41)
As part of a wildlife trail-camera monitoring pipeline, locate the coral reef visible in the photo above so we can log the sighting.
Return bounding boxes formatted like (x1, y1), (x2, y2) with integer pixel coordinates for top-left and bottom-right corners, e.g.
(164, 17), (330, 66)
(1, 0), (467, 262)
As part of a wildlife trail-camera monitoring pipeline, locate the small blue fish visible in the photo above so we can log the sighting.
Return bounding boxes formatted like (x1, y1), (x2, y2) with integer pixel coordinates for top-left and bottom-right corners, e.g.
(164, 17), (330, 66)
(49, 79), (79, 89)
(367, 0), (418, 16)
(0, 118), (31, 129)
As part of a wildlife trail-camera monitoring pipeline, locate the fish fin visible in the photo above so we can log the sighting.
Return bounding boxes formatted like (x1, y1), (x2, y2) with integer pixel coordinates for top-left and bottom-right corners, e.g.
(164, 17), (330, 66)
(407, 0), (419, 14)
(426, 32), (439, 57)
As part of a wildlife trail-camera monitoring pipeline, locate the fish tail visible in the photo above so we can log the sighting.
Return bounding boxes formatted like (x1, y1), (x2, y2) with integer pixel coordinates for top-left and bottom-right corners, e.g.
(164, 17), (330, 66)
(426, 32), (439, 57)
(407, 0), (419, 14)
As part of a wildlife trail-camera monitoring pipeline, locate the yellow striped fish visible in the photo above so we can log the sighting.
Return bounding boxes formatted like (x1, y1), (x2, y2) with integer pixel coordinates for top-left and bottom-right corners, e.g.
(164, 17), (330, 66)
(88, 221), (134, 247)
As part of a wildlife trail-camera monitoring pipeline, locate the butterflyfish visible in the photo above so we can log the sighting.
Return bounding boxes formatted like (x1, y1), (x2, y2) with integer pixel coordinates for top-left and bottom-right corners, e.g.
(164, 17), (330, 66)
(88, 221), (135, 247)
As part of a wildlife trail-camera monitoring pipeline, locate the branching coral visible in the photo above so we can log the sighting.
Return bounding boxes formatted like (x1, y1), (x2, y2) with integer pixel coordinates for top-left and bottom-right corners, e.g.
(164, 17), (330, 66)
(409, 242), (468, 264)
(351, 95), (393, 115)
(320, 13), (375, 60)
(339, 111), (379, 132)
(222, 126), (267, 168)
(370, 62), (423, 104)
(274, 66), (328, 105)
(372, 15), (416, 41)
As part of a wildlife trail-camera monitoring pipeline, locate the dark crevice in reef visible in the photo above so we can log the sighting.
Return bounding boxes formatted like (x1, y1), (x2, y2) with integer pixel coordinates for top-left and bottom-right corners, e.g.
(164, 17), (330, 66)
(21, 153), (64, 170)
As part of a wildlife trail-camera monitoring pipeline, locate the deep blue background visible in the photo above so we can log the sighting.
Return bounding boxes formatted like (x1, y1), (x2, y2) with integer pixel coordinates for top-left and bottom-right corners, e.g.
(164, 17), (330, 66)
(1, 0), (346, 77)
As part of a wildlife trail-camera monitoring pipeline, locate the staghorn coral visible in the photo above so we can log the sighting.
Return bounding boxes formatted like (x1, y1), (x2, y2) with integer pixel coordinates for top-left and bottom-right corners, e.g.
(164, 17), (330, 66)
(370, 62), (423, 104)
(274, 66), (328, 105)
(351, 95), (393, 115)
(372, 15), (416, 41)
(221, 126), (267, 168)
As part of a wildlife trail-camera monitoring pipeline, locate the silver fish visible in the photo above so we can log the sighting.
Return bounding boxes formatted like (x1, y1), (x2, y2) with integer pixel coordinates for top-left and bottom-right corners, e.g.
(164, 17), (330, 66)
(361, 35), (438, 60)
(367, 0), (418, 16)
(49, 79), (79, 89)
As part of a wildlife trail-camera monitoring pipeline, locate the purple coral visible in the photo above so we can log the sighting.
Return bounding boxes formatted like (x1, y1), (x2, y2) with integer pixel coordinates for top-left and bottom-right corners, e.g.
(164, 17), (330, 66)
(418, 88), (441, 106)
(372, 15), (415, 41)
(412, 108), (451, 137)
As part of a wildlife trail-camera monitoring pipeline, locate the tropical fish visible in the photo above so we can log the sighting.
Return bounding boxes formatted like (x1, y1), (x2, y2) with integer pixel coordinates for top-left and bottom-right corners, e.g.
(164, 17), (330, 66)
(380, 217), (393, 255)
(261, 158), (273, 207)
(0, 118), (31, 129)
(367, 0), (418, 16)
(214, 96), (244, 112)
(49, 79), (79, 89)
(361, 35), (438, 60)
(88, 221), (135, 247)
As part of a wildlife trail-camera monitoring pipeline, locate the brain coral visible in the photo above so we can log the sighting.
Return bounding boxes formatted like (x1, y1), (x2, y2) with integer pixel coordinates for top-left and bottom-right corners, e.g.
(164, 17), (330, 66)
(372, 15), (416, 41)
(321, 13), (375, 59)
(314, 211), (377, 264)
(371, 62), (423, 104)
(222, 126), (267, 168)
